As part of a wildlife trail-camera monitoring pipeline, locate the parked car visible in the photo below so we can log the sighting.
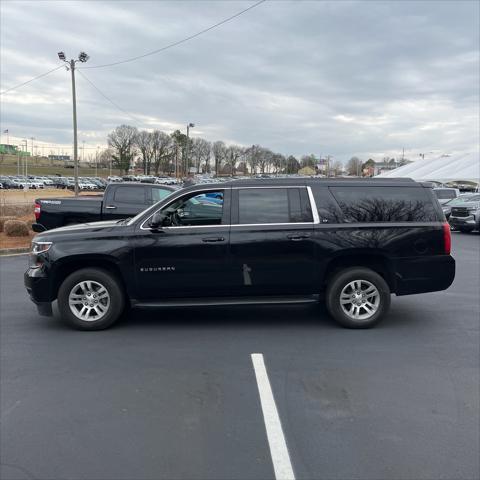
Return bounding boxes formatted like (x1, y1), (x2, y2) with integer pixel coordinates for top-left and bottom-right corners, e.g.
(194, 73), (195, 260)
(0, 177), (20, 189)
(448, 194), (480, 233)
(33, 182), (178, 231)
(441, 193), (477, 220)
(25, 178), (455, 330)
(433, 187), (460, 205)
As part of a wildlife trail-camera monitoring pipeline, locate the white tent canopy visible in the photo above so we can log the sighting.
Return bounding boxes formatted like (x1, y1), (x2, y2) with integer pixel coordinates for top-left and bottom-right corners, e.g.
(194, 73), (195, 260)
(377, 152), (479, 184)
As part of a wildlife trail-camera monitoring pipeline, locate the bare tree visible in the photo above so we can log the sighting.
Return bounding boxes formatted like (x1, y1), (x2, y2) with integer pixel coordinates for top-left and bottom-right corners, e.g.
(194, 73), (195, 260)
(213, 141), (227, 176)
(191, 138), (211, 173)
(108, 125), (138, 174)
(97, 148), (115, 168)
(346, 156), (362, 176)
(245, 144), (262, 175)
(271, 153), (286, 173)
(224, 145), (244, 175)
(135, 130), (155, 175)
(151, 131), (172, 175)
(332, 160), (343, 176)
(258, 147), (273, 174)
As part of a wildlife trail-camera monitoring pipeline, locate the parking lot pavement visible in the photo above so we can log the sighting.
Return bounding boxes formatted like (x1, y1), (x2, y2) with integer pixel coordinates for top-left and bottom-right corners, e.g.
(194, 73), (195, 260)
(1, 233), (479, 480)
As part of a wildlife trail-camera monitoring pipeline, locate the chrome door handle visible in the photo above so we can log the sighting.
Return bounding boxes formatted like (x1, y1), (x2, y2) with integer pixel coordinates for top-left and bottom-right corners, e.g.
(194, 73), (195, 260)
(105, 205), (117, 209)
(202, 237), (225, 243)
(287, 234), (310, 241)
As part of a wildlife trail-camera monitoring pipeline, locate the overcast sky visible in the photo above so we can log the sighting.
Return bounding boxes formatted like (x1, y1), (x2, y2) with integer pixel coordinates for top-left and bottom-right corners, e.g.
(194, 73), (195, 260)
(1, 0), (478, 162)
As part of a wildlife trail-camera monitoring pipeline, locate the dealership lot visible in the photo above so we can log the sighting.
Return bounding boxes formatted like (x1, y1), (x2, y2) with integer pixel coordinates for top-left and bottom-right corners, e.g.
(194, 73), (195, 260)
(1, 233), (478, 480)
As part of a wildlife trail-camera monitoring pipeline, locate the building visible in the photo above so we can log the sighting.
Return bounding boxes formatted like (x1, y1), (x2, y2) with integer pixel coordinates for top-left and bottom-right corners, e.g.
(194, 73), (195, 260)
(48, 154), (71, 161)
(0, 144), (30, 156)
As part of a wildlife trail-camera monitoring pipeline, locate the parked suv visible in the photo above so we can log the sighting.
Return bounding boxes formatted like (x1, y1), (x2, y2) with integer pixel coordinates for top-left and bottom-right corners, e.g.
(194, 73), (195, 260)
(448, 194), (480, 233)
(25, 178), (455, 330)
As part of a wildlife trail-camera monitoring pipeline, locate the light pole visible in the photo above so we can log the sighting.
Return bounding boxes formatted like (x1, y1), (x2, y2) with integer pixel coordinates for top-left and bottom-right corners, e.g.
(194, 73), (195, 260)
(30, 137), (35, 166)
(22, 139), (28, 189)
(96, 146), (100, 177)
(58, 51), (89, 196)
(185, 123), (195, 176)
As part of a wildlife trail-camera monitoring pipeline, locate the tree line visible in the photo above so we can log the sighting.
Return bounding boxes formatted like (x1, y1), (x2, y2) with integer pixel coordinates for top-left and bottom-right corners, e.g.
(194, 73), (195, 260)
(103, 124), (338, 176)
(102, 124), (405, 177)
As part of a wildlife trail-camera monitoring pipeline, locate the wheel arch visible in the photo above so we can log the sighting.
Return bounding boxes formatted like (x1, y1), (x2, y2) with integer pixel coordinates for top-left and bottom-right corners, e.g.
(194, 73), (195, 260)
(51, 255), (128, 301)
(323, 251), (396, 293)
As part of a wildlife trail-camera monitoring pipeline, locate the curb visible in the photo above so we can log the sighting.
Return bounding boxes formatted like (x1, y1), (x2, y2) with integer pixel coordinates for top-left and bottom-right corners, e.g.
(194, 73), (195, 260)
(0, 247), (30, 256)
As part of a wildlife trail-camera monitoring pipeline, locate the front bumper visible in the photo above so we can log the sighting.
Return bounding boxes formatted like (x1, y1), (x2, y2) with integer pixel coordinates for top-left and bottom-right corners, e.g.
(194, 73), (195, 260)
(449, 215), (476, 229)
(24, 268), (53, 316)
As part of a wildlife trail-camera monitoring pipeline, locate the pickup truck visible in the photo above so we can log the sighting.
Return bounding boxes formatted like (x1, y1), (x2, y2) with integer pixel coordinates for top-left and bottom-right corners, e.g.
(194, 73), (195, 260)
(33, 182), (177, 231)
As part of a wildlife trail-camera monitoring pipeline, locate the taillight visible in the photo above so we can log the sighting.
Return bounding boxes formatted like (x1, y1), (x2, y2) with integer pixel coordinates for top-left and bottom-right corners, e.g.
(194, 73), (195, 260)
(34, 202), (41, 220)
(443, 222), (451, 255)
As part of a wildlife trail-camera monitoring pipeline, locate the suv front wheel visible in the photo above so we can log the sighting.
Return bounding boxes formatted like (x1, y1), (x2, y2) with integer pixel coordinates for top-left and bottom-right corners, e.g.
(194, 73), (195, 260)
(58, 268), (125, 330)
(326, 267), (391, 328)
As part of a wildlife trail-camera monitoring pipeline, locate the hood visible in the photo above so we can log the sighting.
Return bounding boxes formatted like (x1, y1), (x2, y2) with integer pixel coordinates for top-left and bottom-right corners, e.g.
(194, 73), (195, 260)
(35, 219), (124, 241)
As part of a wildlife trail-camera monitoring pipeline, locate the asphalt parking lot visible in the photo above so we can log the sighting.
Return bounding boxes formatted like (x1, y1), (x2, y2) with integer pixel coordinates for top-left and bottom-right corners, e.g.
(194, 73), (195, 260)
(1, 233), (479, 480)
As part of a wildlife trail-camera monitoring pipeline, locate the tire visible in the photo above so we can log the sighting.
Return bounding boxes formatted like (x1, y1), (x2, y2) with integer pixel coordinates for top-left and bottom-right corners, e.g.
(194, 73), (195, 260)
(57, 268), (125, 330)
(326, 267), (391, 329)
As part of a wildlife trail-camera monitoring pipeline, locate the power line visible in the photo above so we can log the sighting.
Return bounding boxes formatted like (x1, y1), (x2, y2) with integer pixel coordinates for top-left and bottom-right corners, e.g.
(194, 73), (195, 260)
(77, 69), (144, 125)
(0, 65), (64, 96)
(81, 0), (267, 70)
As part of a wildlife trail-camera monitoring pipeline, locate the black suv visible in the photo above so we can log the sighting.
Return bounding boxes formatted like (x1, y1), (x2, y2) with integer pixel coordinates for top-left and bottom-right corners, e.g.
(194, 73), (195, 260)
(25, 178), (455, 330)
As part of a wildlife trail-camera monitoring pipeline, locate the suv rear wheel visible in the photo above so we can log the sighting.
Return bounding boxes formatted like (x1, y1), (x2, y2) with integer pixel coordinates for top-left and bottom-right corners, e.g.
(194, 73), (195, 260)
(326, 267), (391, 328)
(58, 268), (124, 330)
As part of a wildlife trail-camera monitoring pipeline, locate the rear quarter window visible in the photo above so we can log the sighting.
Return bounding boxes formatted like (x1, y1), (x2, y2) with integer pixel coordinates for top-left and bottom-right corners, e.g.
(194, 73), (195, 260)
(113, 186), (146, 204)
(330, 186), (438, 222)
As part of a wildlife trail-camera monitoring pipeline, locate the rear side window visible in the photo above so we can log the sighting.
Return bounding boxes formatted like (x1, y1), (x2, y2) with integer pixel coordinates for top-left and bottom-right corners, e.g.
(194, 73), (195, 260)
(238, 188), (311, 224)
(330, 186), (438, 222)
(113, 186), (146, 204)
(310, 187), (344, 223)
(434, 189), (456, 200)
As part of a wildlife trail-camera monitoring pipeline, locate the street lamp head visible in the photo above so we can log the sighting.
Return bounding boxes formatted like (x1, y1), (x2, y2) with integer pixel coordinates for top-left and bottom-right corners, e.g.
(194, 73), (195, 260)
(188, 123), (195, 128)
(78, 52), (89, 63)
(58, 51), (66, 61)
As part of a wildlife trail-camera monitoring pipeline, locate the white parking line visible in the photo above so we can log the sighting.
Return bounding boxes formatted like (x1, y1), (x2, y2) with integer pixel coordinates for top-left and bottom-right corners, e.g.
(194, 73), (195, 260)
(251, 353), (295, 480)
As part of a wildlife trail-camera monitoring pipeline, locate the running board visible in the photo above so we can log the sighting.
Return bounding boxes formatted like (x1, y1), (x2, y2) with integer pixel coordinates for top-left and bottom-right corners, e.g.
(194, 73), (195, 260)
(133, 295), (319, 308)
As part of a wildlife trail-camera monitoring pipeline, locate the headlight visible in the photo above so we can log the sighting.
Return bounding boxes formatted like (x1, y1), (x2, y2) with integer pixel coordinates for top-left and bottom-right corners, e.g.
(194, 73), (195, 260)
(32, 241), (52, 254)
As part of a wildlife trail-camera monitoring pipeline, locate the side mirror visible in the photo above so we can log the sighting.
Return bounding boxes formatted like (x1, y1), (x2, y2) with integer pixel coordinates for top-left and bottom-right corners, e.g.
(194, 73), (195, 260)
(150, 211), (166, 230)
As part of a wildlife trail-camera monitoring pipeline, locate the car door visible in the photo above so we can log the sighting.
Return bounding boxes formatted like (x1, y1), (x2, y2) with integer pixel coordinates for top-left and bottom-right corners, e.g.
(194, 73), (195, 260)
(133, 188), (232, 300)
(229, 186), (317, 296)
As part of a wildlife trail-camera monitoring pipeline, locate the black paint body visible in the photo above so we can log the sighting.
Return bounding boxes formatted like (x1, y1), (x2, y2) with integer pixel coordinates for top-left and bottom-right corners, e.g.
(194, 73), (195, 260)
(25, 178), (455, 315)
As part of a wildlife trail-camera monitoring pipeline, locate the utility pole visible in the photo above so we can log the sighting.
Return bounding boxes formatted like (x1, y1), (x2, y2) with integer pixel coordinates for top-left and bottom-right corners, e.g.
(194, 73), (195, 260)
(58, 51), (89, 196)
(185, 123), (194, 177)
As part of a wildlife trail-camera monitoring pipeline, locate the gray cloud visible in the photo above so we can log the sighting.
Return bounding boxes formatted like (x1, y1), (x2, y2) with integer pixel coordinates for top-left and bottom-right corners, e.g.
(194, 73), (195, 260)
(1, 0), (478, 162)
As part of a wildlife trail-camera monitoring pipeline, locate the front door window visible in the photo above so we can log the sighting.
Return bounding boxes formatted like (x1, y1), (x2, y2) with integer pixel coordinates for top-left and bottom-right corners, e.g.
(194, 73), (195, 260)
(160, 191), (224, 226)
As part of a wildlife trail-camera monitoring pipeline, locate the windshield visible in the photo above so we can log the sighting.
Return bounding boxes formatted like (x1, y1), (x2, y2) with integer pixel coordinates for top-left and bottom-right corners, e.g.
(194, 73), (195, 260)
(434, 189), (457, 200)
(445, 194), (479, 205)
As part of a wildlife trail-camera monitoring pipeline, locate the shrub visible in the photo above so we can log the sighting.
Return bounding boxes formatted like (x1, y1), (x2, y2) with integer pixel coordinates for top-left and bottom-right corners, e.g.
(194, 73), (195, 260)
(0, 216), (16, 232)
(0, 203), (34, 217)
(4, 220), (30, 237)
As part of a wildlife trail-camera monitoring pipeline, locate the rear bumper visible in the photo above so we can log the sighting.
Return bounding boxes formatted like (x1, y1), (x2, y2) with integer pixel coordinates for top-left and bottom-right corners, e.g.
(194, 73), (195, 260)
(393, 255), (455, 296)
(24, 268), (53, 316)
